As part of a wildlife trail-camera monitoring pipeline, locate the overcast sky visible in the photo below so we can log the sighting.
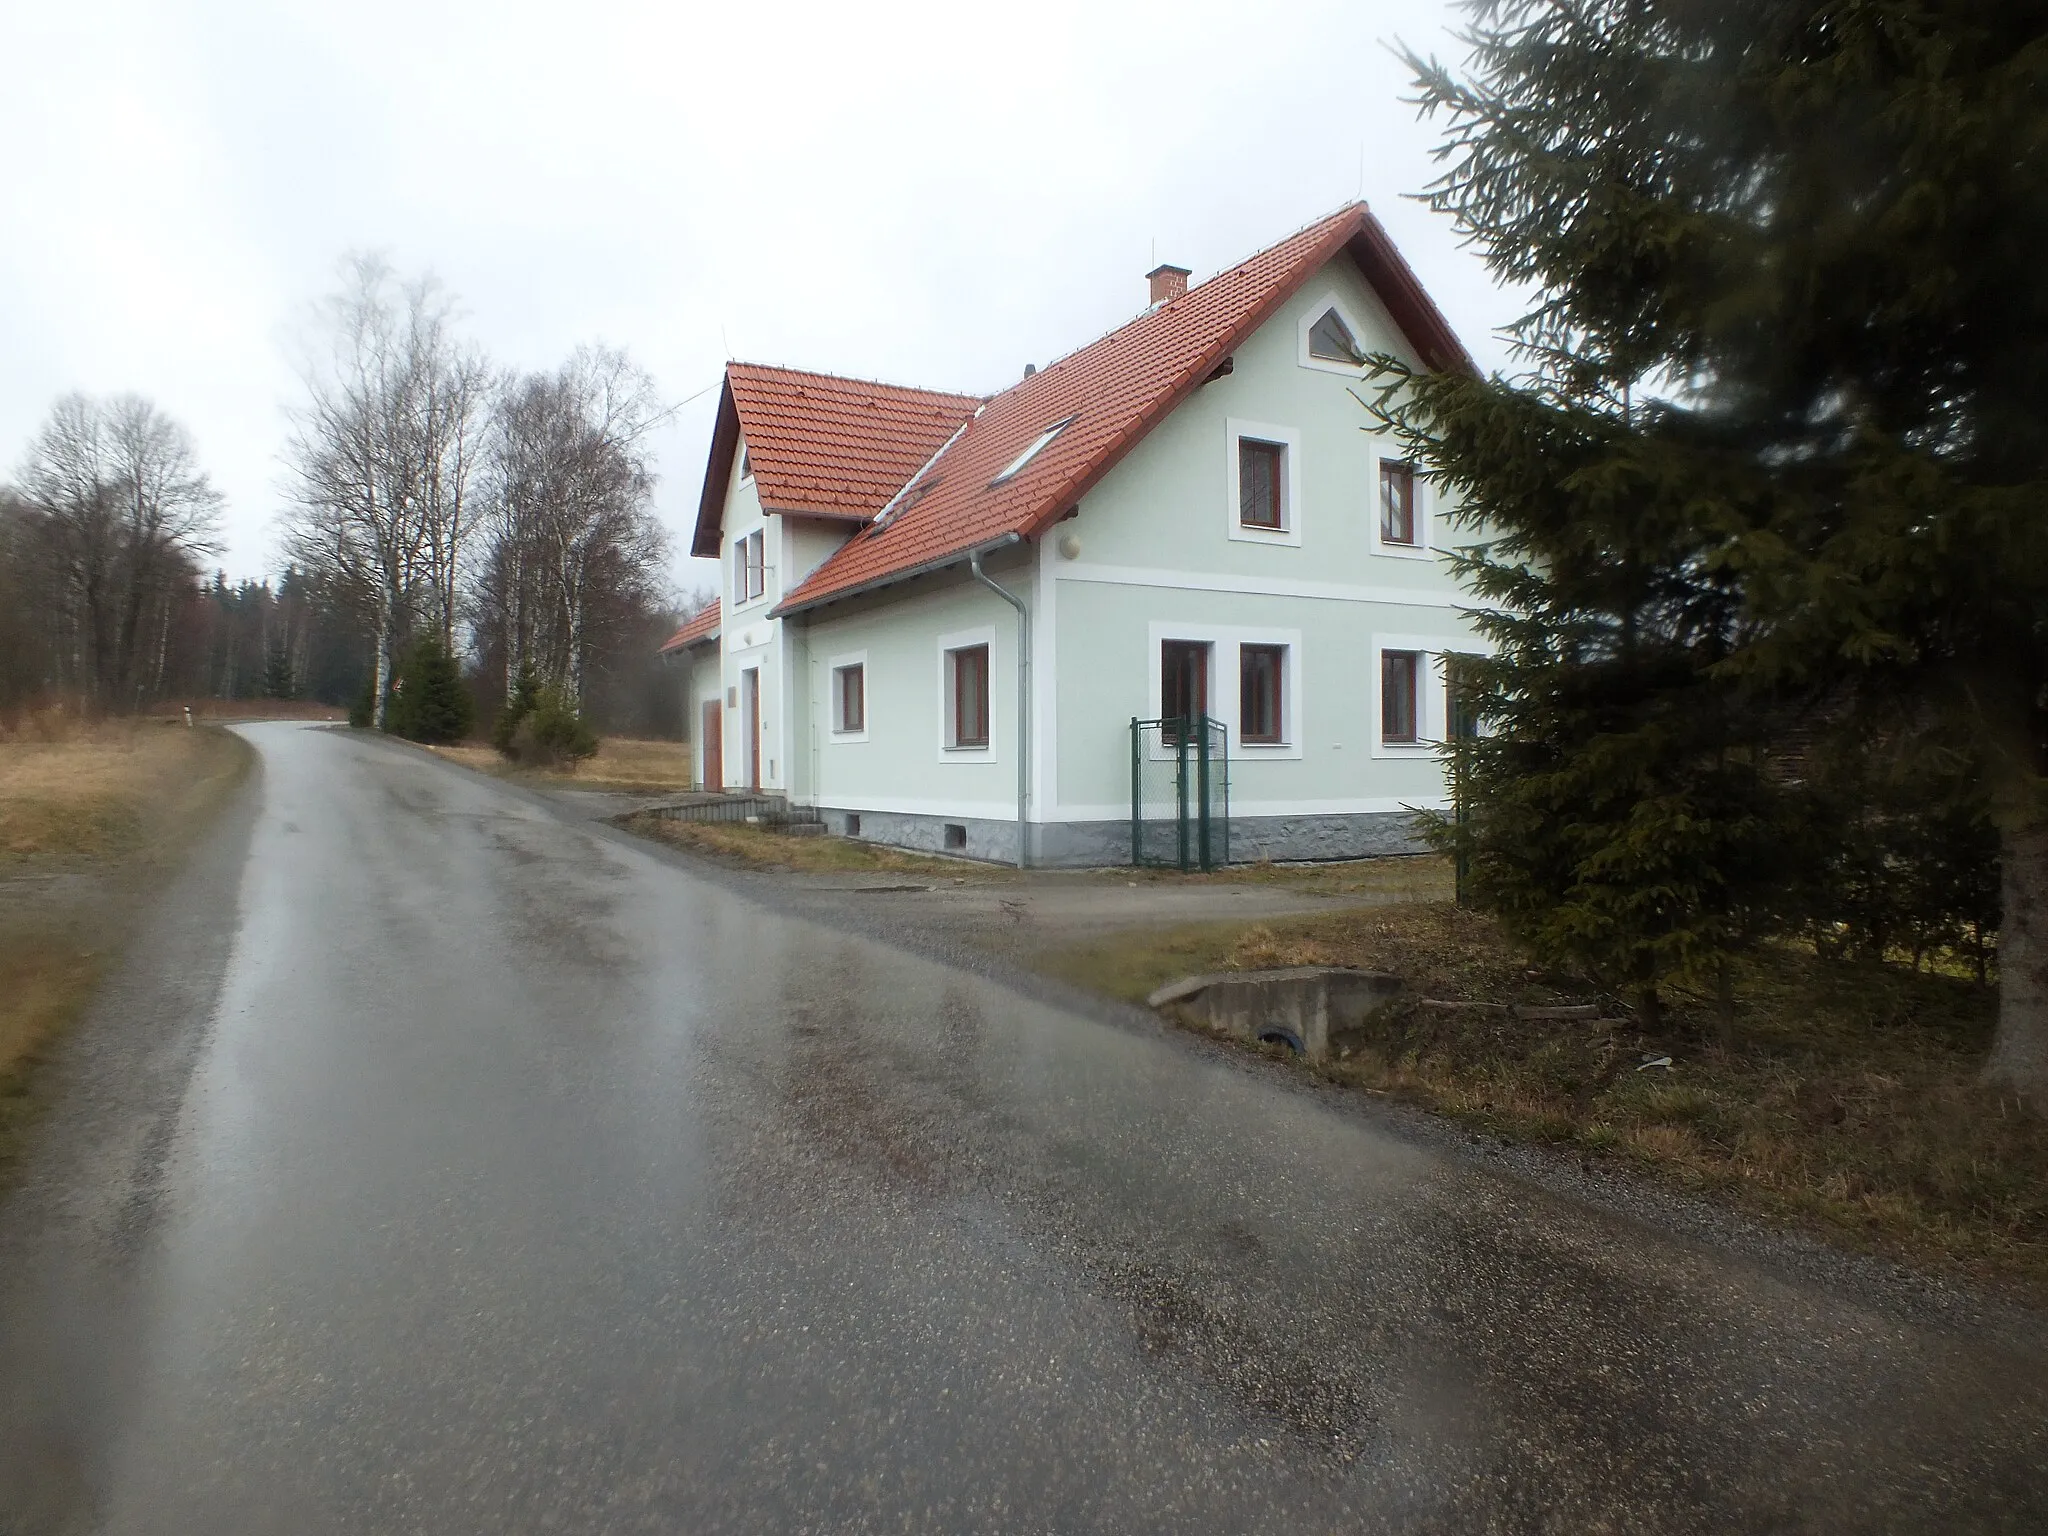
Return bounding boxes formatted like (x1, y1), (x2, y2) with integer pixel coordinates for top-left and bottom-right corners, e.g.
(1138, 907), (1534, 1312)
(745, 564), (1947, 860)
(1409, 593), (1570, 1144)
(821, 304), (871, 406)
(1, 0), (1518, 596)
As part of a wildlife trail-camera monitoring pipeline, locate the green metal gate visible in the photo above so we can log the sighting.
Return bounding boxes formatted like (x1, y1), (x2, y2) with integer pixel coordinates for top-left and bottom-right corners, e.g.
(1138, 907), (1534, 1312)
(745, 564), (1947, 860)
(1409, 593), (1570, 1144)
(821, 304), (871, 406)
(1130, 715), (1229, 870)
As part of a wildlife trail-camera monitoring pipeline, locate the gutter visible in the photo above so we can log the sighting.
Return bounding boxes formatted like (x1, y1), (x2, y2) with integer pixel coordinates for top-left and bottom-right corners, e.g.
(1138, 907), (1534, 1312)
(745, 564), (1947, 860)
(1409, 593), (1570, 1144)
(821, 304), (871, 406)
(967, 535), (1030, 869)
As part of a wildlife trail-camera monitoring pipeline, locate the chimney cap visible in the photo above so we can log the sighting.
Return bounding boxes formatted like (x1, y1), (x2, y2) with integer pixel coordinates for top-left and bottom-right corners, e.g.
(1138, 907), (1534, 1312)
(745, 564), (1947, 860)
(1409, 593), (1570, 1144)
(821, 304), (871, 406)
(1145, 262), (1192, 280)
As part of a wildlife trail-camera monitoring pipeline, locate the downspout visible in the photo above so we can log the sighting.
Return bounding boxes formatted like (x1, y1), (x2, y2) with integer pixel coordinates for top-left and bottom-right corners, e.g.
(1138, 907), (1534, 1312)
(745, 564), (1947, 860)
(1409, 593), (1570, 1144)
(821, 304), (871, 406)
(968, 537), (1030, 868)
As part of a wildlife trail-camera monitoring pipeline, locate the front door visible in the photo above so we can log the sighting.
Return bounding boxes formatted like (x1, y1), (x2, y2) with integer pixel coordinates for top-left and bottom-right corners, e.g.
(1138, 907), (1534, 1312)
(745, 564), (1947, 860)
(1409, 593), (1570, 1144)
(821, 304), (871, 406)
(742, 668), (761, 792)
(701, 699), (722, 792)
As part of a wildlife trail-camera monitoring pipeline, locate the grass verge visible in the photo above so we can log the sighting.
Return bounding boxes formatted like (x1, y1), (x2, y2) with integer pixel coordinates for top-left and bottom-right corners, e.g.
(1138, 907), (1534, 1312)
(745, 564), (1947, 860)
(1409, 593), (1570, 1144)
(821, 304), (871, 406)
(624, 813), (989, 877)
(0, 717), (250, 1172)
(1032, 901), (2046, 1298)
(429, 737), (697, 795)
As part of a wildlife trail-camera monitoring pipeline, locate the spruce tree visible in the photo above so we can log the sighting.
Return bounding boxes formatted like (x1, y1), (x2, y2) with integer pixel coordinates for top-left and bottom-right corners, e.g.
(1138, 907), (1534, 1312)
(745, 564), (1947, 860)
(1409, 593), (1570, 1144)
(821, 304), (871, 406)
(386, 635), (474, 745)
(263, 644), (295, 701)
(1384, 1), (2047, 1081)
(493, 663), (540, 756)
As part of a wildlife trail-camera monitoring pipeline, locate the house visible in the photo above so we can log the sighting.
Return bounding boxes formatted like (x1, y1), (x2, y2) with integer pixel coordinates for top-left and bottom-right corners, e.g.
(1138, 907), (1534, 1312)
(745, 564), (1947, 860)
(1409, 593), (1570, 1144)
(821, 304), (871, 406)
(659, 202), (1479, 866)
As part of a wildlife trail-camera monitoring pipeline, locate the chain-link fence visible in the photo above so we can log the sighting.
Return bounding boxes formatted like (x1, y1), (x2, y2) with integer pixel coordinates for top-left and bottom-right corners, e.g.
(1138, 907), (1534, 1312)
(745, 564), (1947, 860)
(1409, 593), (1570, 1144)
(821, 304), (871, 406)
(1130, 715), (1229, 870)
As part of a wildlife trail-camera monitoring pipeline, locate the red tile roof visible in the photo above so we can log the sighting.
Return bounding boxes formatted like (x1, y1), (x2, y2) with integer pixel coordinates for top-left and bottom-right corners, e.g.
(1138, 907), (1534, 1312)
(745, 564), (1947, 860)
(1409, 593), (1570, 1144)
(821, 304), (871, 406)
(773, 203), (1471, 617)
(658, 599), (721, 654)
(690, 366), (982, 556)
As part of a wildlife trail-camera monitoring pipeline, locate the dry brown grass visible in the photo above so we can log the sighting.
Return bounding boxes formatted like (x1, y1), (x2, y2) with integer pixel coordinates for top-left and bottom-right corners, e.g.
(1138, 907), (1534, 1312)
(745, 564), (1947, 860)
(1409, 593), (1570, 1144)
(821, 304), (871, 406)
(1113, 852), (1456, 900)
(0, 933), (102, 1155)
(0, 715), (249, 1170)
(429, 737), (697, 794)
(0, 718), (215, 864)
(626, 814), (987, 877)
(144, 699), (345, 723)
(1033, 901), (2048, 1297)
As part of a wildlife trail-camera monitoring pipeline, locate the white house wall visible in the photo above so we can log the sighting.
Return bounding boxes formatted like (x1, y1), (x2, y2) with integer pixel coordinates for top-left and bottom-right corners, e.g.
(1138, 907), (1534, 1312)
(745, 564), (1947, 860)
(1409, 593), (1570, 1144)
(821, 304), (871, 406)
(749, 251), (1479, 864)
(791, 552), (1032, 862)
(1027, 252), (1477, 861)
(715, 442), (785, 792)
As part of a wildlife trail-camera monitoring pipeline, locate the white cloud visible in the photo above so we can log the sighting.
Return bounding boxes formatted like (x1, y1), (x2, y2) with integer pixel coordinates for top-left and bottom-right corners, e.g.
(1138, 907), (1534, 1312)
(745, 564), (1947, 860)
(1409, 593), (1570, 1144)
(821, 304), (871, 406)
(0, 0), (1517, 591)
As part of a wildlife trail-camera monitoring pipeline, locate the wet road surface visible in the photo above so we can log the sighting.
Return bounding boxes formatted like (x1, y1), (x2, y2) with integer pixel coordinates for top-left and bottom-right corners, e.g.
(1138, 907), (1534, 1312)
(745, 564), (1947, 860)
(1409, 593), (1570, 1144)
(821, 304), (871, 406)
(2, 722), (2044, 1533)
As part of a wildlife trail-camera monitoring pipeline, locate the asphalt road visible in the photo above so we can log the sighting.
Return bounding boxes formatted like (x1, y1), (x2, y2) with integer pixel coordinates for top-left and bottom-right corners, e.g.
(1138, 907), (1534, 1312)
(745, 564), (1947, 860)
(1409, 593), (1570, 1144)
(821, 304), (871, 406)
(2, 722), (2043, 1534)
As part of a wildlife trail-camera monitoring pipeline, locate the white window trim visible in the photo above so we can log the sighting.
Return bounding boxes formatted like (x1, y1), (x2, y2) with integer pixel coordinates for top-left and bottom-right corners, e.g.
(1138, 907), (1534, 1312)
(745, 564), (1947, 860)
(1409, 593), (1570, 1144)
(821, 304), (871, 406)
(1371, 449), (1437, 560)
(1146, 620), (1304, 761)
(827, 650), (869, 743)
(1297, 288), (1373, 378)
(1225, 418), (1303, 548)
(1370, 634), (1459, 759)
(936, 624), (998, 762)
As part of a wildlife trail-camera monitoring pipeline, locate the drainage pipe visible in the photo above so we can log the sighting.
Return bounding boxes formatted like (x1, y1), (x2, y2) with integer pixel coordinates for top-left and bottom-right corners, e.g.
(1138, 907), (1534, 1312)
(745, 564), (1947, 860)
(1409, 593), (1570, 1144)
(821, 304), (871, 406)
(968, 538), (1030, 868)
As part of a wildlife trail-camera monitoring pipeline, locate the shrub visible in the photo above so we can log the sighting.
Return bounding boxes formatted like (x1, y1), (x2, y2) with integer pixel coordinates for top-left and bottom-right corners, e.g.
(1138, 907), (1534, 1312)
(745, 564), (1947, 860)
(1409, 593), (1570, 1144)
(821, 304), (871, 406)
(505, 688), (597, 768)
(348, 676), (376, 729)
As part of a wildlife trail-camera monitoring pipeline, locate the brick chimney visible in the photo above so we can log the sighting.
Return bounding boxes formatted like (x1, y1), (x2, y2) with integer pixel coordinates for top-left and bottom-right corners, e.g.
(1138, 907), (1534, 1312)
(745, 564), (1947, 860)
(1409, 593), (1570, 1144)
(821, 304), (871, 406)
(1147, 263), (1191, 306)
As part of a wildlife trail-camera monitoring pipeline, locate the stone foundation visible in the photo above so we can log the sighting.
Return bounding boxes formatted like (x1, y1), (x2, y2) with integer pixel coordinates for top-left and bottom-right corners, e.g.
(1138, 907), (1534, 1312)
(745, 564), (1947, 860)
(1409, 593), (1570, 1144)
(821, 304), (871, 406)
(815, 806), (1428, 868)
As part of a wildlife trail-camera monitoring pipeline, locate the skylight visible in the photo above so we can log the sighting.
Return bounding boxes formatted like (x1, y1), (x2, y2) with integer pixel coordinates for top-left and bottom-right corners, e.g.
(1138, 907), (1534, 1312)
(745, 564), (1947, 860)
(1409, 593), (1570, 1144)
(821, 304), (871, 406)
(1308, 307), (1366, 365)
(990, 416), (1075, 486)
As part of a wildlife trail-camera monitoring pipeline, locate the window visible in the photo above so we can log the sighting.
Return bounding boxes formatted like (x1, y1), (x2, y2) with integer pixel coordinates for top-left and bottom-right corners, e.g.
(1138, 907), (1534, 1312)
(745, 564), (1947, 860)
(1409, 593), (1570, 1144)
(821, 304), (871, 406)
(1161, 640), (1210, 741)
(733, 529), (765, 602)
(947, 644), (990, 749)
(1307, 306), (1365, 365)
(739, 448), (753, 480)
(1240, 644), (1286, 745)
(991, 416), (1075, 485)
(1239, 439), (1285, 530)
(833, 662), (865, 734)
(1382, 650), (1421, 743)
(1379, 460), (1418, 547)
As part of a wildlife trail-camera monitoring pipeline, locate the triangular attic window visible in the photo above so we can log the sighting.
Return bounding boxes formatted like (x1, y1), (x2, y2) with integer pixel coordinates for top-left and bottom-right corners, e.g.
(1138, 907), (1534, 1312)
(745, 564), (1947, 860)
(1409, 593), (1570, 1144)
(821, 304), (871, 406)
(1308, 307), (1365, 365)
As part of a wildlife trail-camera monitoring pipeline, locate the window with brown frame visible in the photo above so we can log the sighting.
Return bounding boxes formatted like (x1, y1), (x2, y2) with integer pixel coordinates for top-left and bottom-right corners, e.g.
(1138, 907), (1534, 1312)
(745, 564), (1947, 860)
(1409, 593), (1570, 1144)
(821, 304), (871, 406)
(833, 663), (864, 734)
(1379, 460), (1418, 546)
(1238, 438), (1285, 530)
(1381, 650), (1420, 742)
(948, 644), (989, 749)
(1160, 640), (1210, 744)
(1239, 643), (1285, 745)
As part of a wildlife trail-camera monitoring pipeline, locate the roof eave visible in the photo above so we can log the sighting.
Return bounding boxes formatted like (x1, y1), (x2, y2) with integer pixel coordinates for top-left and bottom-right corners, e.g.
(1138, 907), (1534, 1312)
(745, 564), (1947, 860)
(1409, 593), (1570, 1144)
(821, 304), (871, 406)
(772, 533), (1023, 620)
(689, 376), (742, 560)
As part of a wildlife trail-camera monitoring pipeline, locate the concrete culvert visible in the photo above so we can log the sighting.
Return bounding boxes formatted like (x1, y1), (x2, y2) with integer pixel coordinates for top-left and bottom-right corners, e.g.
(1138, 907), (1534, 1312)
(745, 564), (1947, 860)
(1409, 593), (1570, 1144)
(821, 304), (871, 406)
(1147, 966), (1405, 1062)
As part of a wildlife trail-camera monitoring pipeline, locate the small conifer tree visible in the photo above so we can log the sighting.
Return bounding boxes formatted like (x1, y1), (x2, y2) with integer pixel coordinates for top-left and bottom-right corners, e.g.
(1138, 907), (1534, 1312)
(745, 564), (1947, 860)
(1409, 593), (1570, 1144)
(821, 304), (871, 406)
(493, 663), (541, 756)
(385, 635), (473, 745)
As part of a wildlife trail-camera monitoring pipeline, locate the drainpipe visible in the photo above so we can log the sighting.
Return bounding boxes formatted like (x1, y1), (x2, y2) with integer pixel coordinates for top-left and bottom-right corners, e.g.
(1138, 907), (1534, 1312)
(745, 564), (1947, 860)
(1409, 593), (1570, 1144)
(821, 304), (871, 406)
(968, 538), (1029, 868)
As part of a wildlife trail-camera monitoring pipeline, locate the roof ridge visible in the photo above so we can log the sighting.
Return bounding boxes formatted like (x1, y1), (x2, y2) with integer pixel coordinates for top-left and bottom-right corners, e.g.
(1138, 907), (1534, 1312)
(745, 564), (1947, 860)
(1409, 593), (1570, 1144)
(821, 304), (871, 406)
(979, 201), (1372, 400)
(729, 359), (986, 403)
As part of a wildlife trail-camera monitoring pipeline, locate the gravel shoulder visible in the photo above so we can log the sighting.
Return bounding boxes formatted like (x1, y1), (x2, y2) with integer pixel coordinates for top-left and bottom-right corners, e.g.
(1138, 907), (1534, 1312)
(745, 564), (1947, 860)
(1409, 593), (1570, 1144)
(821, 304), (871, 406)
(597, 809), (2048, 1351)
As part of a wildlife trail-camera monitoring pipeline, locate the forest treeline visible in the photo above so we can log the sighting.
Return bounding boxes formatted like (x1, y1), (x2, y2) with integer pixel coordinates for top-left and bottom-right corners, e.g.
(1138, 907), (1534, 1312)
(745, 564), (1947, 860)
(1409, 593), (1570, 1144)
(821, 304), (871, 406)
(0, 257), (697, 738)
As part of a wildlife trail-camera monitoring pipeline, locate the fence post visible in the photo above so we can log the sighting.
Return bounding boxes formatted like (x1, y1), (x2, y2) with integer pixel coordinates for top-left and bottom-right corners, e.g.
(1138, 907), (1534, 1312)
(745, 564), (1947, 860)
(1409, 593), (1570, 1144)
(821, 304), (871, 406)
(1130, 718), (1141, 867)
(1195, 714), (1213, 871)
(1175, 722), (1191, 871)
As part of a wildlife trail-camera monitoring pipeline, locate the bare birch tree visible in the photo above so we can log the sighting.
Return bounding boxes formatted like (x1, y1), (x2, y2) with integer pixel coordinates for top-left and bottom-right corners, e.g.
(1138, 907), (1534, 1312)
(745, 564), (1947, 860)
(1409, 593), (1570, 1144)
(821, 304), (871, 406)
(11, 392), (222, 706)
(475, 348), (668, 709)
(282, 255), (489, 724)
